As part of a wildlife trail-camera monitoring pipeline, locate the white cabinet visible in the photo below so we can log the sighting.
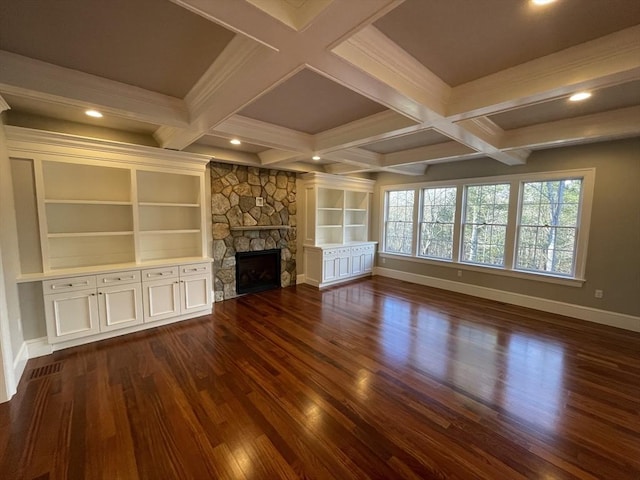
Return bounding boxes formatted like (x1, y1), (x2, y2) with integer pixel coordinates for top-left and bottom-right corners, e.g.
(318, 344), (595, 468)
(44, 288), (100, 343)
(94, 271), (143, 334)
(302, 173), (376, 288)
(305, 243), (376, 288)
(142, 262), (211, 323)
(141, 265), (181, 323)
(44, 271), (143, 343)
(44, 262), (210, 346)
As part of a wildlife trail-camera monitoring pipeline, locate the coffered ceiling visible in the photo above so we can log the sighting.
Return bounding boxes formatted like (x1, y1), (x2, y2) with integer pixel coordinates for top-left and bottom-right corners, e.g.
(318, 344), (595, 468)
(1, 0), (639, 175)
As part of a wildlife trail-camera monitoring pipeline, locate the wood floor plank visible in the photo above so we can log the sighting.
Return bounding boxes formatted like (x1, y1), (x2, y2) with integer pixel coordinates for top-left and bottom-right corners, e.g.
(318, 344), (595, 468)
(1, 277), (639, 479)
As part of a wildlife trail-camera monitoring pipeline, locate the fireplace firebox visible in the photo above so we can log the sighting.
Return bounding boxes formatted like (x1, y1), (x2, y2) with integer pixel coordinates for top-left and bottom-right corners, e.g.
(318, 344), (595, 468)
(235, 249), (281, 295)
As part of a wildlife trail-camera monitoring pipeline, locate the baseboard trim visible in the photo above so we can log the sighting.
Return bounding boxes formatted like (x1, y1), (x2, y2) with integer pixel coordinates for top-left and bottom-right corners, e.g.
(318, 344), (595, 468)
(26, 338), (53, 359)
(296, 274), (306, 285)
(374, 267), (640, 332)
(12, 341), (28, 387)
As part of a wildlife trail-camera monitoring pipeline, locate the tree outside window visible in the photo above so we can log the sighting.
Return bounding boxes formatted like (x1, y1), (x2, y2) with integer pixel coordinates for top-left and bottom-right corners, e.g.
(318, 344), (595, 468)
(462, 184), (510, 266)
(419, 187), (456, 260)
(385, 190), (414, 254)
(516, 179), (582, 276)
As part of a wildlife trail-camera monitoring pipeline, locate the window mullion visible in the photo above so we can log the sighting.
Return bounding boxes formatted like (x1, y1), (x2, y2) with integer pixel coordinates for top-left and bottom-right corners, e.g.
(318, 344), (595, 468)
(452, 185), (464, 262)
(411, 188), (420, 256)
(504, 180), (520, 270)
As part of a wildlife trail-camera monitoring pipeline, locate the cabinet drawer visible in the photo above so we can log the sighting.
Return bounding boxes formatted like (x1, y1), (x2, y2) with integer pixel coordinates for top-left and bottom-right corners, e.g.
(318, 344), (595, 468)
(141, 266), (179, 281)
(96, 270), (140, 286)
(43, 275), (96, 294)
(179, 262), (211, 277)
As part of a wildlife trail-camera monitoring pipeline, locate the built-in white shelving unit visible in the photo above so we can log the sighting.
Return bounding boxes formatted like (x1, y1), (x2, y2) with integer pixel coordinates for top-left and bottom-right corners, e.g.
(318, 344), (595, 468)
(302, 172), (377, 288)
(7, 127), (213, 352)
(6, 127), (210, 278)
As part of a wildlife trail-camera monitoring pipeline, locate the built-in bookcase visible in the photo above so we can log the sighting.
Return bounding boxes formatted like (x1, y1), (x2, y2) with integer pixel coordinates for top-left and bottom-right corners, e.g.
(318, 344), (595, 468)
(40, 161), (136, 269)
(137, 171), (203, 262)
(302, 173), (374, 246)
(7, 127), (210, 278)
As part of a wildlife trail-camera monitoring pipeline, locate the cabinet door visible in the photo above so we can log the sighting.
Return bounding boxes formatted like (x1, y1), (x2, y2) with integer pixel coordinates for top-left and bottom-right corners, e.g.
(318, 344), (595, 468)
(323, 256), (337, 282)
(337, 253), (351, 279)
(142, 278), (180, 323)
(363, 251), (374, 272)
(44, 288), (99, 343)
(351, 252), (364, 275)
(180, 274), (212, 314)
(98, 283), (143, 332)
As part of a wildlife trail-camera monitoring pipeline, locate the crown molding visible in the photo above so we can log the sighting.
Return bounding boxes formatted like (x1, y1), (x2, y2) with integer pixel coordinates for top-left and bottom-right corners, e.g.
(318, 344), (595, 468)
(0, 51), (188, 128)
(448, 25), (640, 120)
(5, 126), (210, 171)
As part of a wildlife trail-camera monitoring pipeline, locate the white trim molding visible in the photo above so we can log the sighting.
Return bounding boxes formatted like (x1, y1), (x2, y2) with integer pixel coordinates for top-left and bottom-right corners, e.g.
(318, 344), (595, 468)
(12, 341), (28, 388)
(374, 267), (640, 332)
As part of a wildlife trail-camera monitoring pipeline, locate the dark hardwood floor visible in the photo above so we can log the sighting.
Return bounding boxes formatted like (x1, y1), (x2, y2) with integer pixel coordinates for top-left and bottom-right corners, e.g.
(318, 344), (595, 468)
(1, 277), (639, 479)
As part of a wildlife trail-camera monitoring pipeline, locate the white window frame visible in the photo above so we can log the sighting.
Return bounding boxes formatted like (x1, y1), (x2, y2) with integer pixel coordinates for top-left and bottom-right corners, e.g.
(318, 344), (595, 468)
(418, 186), (458, 261)
(382, 189), (418, 256)
(460, 182), (511, 267)
(379, 169), (595, 286)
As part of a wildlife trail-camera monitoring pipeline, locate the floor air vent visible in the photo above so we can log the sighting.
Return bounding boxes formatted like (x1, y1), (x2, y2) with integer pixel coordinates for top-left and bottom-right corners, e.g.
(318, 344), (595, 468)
(29, 362), (63, 380)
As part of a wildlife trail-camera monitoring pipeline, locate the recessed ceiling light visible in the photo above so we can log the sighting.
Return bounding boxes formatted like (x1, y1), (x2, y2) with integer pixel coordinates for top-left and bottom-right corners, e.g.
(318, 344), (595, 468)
(85, 109), (103, 118)
(230, 139), (241, 145)
(312, 155), (321, 161)
(569, 91), (592, 102)
(531, 0), (556, 5)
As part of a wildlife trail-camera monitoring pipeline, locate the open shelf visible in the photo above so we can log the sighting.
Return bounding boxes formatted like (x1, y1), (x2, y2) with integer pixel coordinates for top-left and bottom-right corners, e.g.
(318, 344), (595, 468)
(48, 231), (134, 238)
(48, 234), (135, 270)
(137, 170), (200, 205)
(43, 161), (131, 202)
(139, 231), (202, 262)
(46, 203), (133, 234)
(138, 204), (201, 231)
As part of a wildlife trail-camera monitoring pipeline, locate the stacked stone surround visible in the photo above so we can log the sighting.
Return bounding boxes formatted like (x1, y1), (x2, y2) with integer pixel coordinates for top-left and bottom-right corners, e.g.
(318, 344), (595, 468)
(210, 162), (296, 301)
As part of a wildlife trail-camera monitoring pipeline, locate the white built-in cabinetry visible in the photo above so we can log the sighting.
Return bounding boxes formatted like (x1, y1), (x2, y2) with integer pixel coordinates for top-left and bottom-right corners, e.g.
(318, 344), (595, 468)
(7, 127), (213, 350)
(302, 173), (377, 288)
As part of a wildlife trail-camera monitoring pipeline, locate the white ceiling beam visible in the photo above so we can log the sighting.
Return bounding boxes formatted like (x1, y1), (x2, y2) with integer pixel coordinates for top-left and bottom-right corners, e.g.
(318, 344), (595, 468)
(258, 149), (309, 166)
(314, 110), (418, 153)
(183, 143), (261, 166)
(448, 25), (640, 121)
(332, 25), (451, 119)
(384, 141), (480, 167)
(0, 51), (189, 128)
(0, 94), (10, 112)
(169, 0), (287, 50)
(502, 106), (640, 151)
(323, 147), (383, 169)
(212, 115), (313, 152)
(327, 27), (530, 166)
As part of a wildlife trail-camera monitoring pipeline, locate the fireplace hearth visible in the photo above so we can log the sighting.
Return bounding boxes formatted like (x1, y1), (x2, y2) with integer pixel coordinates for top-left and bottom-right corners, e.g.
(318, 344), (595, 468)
(236, 249), (281, 295)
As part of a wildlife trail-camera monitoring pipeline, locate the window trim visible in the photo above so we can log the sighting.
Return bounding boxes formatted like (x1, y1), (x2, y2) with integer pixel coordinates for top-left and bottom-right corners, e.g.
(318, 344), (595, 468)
(379, 169), (595, 285)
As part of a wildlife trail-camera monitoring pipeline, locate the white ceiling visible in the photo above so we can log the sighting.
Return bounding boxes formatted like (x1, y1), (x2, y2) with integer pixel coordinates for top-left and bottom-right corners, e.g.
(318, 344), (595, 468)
(1, 0), (639, 175)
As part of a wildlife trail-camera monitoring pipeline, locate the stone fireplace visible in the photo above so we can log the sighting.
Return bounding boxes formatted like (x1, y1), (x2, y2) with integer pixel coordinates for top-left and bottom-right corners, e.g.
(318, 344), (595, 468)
(210, 163), (296, 301)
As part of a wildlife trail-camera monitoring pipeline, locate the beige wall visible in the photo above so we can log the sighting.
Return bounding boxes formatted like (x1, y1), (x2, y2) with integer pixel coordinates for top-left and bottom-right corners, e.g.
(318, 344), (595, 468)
(372, 138), (640, 317)
(0, 115), (25, 367)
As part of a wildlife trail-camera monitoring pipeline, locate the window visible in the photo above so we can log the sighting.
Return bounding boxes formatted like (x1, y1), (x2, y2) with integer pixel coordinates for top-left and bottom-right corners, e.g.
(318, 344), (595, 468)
(419, 187), (456, 260)
(380, 169), (593, 284)
(462, 183), (510, 266)
(516, 179), (582, 276)
(384, 190), (414, 254)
